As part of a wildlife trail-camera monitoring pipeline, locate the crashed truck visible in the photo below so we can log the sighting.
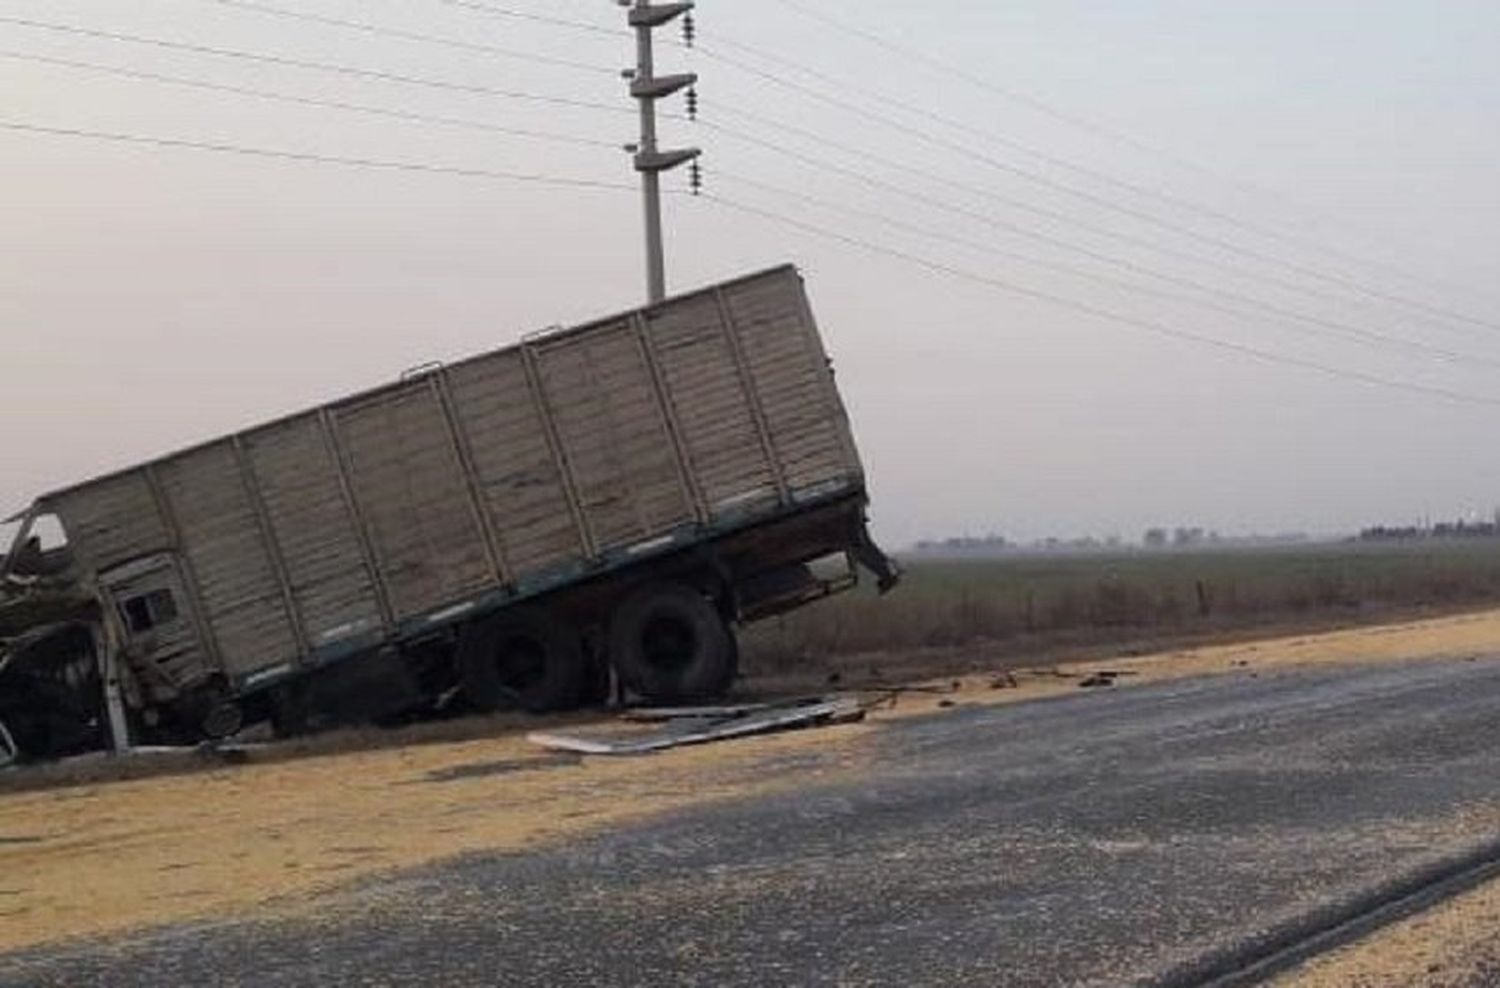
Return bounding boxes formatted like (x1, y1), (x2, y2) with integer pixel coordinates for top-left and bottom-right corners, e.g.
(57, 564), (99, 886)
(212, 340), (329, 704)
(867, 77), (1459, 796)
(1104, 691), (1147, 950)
(0, 265), (897, 763)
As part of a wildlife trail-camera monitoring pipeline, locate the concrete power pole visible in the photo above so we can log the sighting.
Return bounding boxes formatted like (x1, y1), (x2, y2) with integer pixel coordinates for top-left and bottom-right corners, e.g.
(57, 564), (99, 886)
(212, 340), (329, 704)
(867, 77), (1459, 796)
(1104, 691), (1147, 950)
(625, 0), (700, 304)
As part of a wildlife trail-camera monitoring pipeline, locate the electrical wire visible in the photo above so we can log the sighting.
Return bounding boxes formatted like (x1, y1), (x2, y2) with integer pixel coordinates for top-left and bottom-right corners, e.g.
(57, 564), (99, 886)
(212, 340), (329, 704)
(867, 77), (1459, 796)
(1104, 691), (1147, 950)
(0, 119), (635, 190)
(0, 15), (636, 117)
(698, 107), (1500, 352)
(429, 0), (623, 39)
(695, 44), (1500, 336)
(417, 0), (1498, 332)
(707, 167), (1500, 371)
(765, 0), (1205, 171)
(0, 50), (619, 150)
(8, 7), (1494, 408)
(7, 108), (1498, 413)
(206, 0), (616, 76)
(752, 0), (1500, 330)
(696, 191), (1500, 409)
(9, 28), (1488, 370)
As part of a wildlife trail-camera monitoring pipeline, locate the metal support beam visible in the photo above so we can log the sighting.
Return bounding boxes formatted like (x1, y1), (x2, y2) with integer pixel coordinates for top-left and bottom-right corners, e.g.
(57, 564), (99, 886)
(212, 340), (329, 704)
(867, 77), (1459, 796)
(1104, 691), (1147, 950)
(92, 618), (132, 754)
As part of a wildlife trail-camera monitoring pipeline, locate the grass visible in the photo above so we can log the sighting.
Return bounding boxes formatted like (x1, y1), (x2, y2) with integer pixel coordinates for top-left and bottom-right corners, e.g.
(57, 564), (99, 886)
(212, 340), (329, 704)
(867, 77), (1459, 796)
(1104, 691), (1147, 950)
(742, 540), (1500, 672)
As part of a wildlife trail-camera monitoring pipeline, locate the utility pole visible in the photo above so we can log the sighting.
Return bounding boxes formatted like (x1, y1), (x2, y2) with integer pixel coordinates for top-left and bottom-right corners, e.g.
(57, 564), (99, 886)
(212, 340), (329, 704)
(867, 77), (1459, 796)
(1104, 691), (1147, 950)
(624, 0), (700, 304)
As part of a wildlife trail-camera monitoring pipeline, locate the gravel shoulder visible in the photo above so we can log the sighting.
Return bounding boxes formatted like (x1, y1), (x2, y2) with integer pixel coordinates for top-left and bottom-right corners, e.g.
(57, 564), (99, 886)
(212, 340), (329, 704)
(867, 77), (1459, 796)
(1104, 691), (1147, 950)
(1273, 866), (1500, 987)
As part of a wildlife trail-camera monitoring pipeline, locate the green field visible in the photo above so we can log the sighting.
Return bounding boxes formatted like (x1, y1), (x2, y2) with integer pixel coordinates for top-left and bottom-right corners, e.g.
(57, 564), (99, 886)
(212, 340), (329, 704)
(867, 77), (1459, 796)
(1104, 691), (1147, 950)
(743, 540), (1500, 669)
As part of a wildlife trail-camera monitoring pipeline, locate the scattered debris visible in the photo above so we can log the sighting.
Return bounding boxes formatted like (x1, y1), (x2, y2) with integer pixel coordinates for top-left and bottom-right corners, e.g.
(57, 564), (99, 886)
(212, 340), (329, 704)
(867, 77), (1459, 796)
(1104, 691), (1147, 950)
(857, 681), (965, 713)
(620, 701), (776, 723)
(937, 699), (956, 709)
(989, 672), (1019, 690)
(421, 753), (581, 783)
(528, 695), (865, 755)
(194, 741), (252, 765)
(1078, 672), (1119, 688)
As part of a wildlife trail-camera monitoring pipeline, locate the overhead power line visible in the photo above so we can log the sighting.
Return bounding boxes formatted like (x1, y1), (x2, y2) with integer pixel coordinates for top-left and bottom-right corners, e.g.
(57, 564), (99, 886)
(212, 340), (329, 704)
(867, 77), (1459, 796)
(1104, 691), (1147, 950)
(15, 40), (1486, 370)
(753, 0), (1500, 333)
(13, 26), (1486, 370)
(423, 0), (1496, 330)
(764, 0), (1208, 172)
(697, 192), (1500, 410)
(694, 44), (1500, 336)
(709, 167), (1500, 372)
(698, 40), (1237, 225)
(0, 15), (636, 117)
(428, 0), (623, 38)
(0, 50), (618, 150)
(205, 0), (615, 76)
(699, 103), (1496, 349)
(0, 119), (634, 190)
(7, 108), (1495, 412)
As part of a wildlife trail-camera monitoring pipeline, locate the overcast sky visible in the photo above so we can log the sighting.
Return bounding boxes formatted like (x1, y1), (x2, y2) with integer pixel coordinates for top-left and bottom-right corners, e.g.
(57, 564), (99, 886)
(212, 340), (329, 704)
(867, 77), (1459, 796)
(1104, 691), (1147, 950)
(4, 0), (1499, 549)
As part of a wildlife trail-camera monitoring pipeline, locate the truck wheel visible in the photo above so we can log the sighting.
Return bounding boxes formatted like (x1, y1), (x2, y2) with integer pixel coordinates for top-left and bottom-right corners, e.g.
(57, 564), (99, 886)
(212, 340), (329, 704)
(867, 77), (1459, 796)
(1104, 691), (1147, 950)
(186, 679), (242, 741)
(459, 610), (582, 713)
(201, 699), (244, 740)
(609, 583), (735, 703)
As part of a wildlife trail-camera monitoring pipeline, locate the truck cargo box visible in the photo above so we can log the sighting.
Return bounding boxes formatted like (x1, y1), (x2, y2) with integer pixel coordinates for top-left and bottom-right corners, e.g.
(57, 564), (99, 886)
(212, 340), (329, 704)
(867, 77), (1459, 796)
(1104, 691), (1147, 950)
(5, 265), (891, 729)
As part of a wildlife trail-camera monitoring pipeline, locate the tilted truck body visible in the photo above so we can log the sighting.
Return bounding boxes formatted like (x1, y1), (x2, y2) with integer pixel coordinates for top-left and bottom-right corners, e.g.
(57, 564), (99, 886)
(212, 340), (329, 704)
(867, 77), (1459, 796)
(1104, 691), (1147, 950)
(1, 265), (896, 751)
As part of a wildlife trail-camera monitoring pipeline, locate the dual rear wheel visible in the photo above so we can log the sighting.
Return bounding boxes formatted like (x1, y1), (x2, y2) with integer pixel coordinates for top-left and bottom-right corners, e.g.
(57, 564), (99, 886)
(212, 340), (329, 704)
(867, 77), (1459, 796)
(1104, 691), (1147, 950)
(458, 582), (737, 712)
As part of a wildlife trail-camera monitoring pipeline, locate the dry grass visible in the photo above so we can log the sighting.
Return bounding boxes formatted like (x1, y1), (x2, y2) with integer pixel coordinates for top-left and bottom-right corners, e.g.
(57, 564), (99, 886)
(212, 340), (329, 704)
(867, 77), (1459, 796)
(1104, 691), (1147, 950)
(743, 541), (1500, 674)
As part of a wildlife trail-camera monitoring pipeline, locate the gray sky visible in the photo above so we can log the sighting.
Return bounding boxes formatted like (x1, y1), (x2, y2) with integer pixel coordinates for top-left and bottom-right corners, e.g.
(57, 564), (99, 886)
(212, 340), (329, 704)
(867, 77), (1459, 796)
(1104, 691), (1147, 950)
(3, 0), (1499, 549)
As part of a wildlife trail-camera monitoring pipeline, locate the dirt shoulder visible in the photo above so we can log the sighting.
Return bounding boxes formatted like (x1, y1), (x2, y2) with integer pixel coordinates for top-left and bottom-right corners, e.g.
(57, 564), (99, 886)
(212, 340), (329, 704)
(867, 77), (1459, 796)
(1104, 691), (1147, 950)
(2, 607), (1499, 954)
(1272, 872), (1500, 987)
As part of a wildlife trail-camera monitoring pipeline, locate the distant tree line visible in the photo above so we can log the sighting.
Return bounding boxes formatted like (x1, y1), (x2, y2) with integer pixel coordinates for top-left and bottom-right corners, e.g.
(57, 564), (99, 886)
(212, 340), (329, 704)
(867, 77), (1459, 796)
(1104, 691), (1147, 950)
(1360, 519), (1500, 541)
(911, 527), (1309, 556)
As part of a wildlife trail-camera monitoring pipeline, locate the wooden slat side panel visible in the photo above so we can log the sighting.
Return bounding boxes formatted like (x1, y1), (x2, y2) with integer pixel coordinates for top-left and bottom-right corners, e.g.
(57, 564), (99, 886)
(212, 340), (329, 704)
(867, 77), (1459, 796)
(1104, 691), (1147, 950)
(445, 350), (583, 580)
(644, 296), (779, 518)
(156, 442), (297, 678)
(49, 473), (169, 574)
(244, 415), (382, 647)
(536, 322), (694, 552)
(335, 385), (492, 620)
(724, 274), (859, 492)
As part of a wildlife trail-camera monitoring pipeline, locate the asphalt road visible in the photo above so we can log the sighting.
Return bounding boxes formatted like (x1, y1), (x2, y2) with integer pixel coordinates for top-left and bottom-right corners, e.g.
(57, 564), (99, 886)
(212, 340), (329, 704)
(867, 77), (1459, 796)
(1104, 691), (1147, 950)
(10, 656), (1500, 987)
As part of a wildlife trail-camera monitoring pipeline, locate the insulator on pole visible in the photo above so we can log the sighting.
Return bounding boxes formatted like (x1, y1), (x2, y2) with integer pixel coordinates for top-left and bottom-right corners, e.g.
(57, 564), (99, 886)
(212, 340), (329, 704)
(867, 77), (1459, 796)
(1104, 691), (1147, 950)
(686, 86), (698, 120)
(626, 0), (698, 303)
(689, 160), (702, 195)
(682, 12), (696, 47)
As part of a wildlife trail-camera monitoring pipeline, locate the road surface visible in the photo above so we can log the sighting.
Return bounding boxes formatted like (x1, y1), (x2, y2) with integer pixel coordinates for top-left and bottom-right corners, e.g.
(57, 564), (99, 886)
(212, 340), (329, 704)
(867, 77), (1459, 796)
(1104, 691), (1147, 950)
(7, 655), (1500, 986)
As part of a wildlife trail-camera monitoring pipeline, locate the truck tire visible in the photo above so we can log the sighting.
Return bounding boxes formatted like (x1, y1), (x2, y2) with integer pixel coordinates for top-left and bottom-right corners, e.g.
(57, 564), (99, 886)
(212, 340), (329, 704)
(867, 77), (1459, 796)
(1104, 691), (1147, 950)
(609, 583), (735, 703)
(201, 699), (244, 740)
(459, 610), (582, 713)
